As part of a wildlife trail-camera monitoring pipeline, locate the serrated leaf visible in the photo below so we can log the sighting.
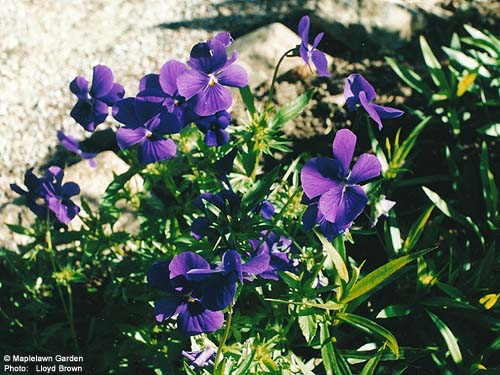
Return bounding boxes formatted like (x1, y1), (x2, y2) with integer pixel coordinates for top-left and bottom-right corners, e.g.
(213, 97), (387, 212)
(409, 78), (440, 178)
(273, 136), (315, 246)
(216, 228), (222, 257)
(336, 312), (399, 357)
(269, 88), (315, 128)
(341, 247), (434, 304)
(422, 186), (484, 248)
(427, 310), (462, 364)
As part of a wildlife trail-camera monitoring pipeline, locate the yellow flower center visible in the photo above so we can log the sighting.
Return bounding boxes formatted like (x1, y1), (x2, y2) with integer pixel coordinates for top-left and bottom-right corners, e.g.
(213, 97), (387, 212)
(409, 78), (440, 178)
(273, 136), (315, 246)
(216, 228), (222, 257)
(208, 74), (217, 87)
(146, 130), (153, 138)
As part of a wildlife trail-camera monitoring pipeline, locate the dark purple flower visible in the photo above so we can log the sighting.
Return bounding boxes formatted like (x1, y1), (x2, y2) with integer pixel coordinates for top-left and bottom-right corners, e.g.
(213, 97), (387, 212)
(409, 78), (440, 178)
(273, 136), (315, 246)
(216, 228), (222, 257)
(248, 231), (295, 281)
(194, 110), (231, 146)
(70, 65), (125, 132)
(301, 129), (381, 227)
(297, 16), (330, 78)
(344, 74), (404, 130)
(182, 348), (216, 368)
(177, 33), (248, 116)
(57, 130), (97, 168)
(302, 195), (351, 240)
(114, 94), (182, 165)
(147, 252), (225, 336)
(252, 200), (275, 221)
(138, 60), (195, 126)
(40, 166), (81, 225)
(10, 168), (48, 220)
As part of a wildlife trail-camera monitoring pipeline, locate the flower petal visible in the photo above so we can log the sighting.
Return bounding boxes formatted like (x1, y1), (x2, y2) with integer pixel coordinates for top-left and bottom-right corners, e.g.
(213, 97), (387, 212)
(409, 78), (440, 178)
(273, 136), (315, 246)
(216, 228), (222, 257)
(359, 91), (383, 130)
(346, 74), (376, 103)
(347, 153), (381, 184)
(155, 296), (181, 322)
(169, 251), (210, 280)
(188, 41), (227, 74)
(89, 65), (114, 98)
(139, 73), (161, 91)
(199, 273), (237, 311)
(242, 252), (270, 277)
(112, 98), (140, 127)
(159, 60), (188, 95)
(177, 302), (224, 336)
(193, 83), (232, 117)
(135, 90), (165, 123)
(61, 182), (80, 197)
(99, 83), (125, 106)
(177, 70), (209, 100)
(299, 44), (309, 65)
(69, 76), (89, 100)
(311, 49), (330, 77)
(298, 15), (310, 44)
(319, 184), (368, 225)
(372, 103), (404, 120)
(212, 32), (233, 47)
(147, 260), (173, 292)
(153, 112), (183, 135)
(217, 64), (248, 88)
(223, 250), (243, 283)
(116, 126), (147, 150)
(57, 130), (80, 154)
(312, 32), (324, 49)
(332, 128), (356, 177)
(138, 138), (176, 165)
(301, 157), (342, 199)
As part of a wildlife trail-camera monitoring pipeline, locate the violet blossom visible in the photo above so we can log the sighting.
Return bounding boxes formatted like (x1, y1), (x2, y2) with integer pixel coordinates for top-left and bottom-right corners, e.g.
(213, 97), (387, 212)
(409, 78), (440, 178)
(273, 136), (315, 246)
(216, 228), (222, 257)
(297, 15), (330, 77)
(194, 110), (231, 147)
(57, 130), (97, 168)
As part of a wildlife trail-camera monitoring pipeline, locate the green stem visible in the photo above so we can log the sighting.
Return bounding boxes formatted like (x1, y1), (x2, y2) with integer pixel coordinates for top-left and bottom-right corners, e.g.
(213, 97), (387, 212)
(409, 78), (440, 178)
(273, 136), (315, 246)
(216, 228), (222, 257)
(214, 303), (234, 373)
(265, 48), (296, 110)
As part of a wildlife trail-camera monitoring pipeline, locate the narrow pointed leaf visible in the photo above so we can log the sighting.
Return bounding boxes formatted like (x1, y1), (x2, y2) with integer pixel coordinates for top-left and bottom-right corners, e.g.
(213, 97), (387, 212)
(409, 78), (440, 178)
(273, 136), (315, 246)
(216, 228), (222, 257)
(427, 310), (462, 364)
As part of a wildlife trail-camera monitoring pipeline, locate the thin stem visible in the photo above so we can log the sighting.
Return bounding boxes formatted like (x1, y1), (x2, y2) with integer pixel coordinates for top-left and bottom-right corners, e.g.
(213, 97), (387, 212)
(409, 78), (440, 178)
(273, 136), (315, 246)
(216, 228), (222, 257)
(214, 303), (234, 373)
(265, 48), (296, 109)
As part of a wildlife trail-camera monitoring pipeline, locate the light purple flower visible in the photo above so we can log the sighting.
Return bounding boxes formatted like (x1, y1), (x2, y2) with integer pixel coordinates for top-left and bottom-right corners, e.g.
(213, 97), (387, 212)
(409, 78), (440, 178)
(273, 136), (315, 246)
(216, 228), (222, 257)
(182, 348), (216, 368)
(70, 65), (124, 132)
(301, 129), (381, 226)
(114, 94), (182, 166)
(298, 15), (330, 77)
(177, 33), (248, 116)
(57, 130), (97, 168)
(344, 73), (404, 130)
(372, 196), (396, 226)
(194, 110), (231, 146)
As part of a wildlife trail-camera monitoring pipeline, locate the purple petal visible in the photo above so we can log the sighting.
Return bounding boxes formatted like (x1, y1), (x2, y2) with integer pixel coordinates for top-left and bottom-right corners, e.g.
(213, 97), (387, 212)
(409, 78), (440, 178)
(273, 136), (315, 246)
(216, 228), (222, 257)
(155, 296), (181, 322)
(116, 126), (147, 150)
(147, 261), (173, 292)
(223, 250), (243, 283)
(99, 83), (125, 106)
(112, 98), (141, 127)
(89, 65), (114, 98)
(177, 70), (209, 100)
(217, 64), (248, 88)
(139, 73), (161, 91)
(199, 273), (237, 311)
(372, 103), (404, 120)
(299, 44), (310, 65)
(61, 182), (80, 197)
(212, 32), (233, 47)
(46, 196), (79, 225)
(138, 138), (177, 165)
(70, 100), (102, 132)
(298, 15), (310, 44)
(347, 154), (381, 184)
(135, 90), (165, 123)
(177, 302), (224, 336)
(160, 60), (188, 95)
(69, 76), (89, 100)
(312, 32), (324, 49)
(332, 129), (356, 178)
(242, 252), (270, 277)
(260, 200), (275, 220)
(188, 41), (227, 74)
(319, 184), (368, 225)
(359, 91), (383, 130)
(193, 83), (232, 116)
(153, 112), (183, 135)
(169, 252), (210, 280)
(57, 130), (80, 154)
(301, 157), (342, 199)
(191, 217), (214, 241)
(311, 50), (330, 77)
(302, 204), (319, 232)
(345, 74), (376, 104)
(45, 166), (64, 185)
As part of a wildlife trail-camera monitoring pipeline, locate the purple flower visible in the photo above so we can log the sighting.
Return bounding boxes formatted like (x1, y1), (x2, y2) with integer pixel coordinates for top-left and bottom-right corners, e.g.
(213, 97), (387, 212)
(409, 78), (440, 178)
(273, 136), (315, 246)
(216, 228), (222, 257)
(248, 231), (295, 281)
(301, 129), (381, 227)
(182, 348), (216, 368)
(10, 168), (48, 220)
(302, 195), (351, 240)
(297, 15), (330, 78)
(372, 195), (396, 226)
(138, 60), (195, 126)
(147, 252), (225, 336)
(194, 110), (231, 147)
(11, 167), (80, 225)
(252, 200), (275, 220)
(70, 65), (125, 132)
(57, 130), (97, 168)
(114, 93), (182, 165)
(344, 74), (404, 130)
(177, 33), (248, 116)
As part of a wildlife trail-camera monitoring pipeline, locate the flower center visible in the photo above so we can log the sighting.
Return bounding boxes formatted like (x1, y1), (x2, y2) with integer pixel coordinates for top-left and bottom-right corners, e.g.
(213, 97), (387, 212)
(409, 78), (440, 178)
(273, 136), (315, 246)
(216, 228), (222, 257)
(174, 99), (180, 106)
(145, 130), (153, 138)
(35, 197), (45, 206)
(208, 74), (217, 87)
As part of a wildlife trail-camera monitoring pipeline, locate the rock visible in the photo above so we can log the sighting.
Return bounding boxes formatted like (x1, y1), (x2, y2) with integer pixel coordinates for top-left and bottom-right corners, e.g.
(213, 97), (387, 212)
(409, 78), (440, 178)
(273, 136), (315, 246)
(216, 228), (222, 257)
(310, 0), (443, 50)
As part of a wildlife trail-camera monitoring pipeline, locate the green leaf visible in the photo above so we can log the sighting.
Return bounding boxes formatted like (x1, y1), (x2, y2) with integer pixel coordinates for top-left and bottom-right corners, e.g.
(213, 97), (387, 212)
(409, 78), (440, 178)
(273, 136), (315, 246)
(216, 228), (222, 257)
(315, 230), (349, 283)
(427, 310), (462, 364)
(239, 85), (256, 116)
(265, 298), (343, 311)
(442, 47), (491, 77)
(359, 349), (383, 375)
(233, 348), (256, 375)
(391, 116), (432, 170)
(385, 56), (432, 97)
(420, 36), (449, 92)
(480, 141), (499, 225)
(376, 304), (412, 319)
(6, 224), (33, 236)
(320, 322), (336, 375)
(269, 88), (315, 128)
(336, 312), (399, 357)
(403, 205), (434, 252)
(241, 165), (280, 208)
(99, 167), (138, 223)
(422, 186), (484, 248)
(341, 247), (434, 304)
(298, 314), (318, 344)
(477, 123), (500, 137)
